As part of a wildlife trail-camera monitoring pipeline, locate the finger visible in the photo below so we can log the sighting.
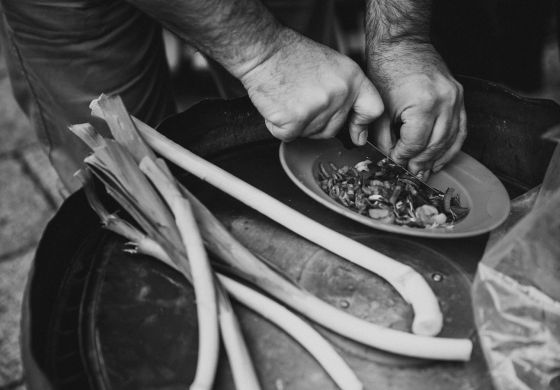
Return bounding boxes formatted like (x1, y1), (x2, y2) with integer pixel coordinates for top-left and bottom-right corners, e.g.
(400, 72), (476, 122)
(265, 119), (300, 142)
(370, 114), (394, 154)
(308, 109), (348, 140)
(265, 103), (333, 141)
(433, 106), (467, 172)
(348, 80), (384, 145)
(407, 112), (456, 174)
(296, 90), (354, 139)
(413, 169), (432, 183)
(390, 113), (434, 170)
(304, 95), (351, 139)
(264, 94), (329, 141)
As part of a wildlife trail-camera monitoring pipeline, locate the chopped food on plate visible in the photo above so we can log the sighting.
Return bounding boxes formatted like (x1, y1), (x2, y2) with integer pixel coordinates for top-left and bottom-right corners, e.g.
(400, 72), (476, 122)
(318, 158), (470, 229)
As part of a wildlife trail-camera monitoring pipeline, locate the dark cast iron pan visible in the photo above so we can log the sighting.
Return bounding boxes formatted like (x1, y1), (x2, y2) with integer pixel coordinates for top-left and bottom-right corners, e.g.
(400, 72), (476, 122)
(22, 76), (560, 390)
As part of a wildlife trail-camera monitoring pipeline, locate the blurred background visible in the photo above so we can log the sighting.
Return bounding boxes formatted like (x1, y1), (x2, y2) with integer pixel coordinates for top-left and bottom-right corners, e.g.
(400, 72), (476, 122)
(169, 0), (560, 109)
(1, 0), (560, 389)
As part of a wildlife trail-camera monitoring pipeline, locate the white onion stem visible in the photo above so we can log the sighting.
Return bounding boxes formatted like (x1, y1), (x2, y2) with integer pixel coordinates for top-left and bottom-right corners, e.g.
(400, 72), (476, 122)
(119, 167), (471, 361)
(216, 284), (261, 390)
(219, 276), (363, 390)
(113, 229), (360, 390)
(103, 214), (261, 390)
(179, 184), (473, 361)
(140, 158), (219, 390)
(135, 119), (442, 336)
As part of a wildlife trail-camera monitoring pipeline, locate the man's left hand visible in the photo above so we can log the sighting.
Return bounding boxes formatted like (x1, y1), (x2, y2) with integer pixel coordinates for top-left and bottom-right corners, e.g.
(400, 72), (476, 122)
(368, 43), (467, 177)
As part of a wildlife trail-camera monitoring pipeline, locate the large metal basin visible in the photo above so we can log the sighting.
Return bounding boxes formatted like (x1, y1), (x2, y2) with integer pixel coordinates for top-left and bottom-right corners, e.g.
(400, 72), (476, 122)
(21, 76), (560, 390)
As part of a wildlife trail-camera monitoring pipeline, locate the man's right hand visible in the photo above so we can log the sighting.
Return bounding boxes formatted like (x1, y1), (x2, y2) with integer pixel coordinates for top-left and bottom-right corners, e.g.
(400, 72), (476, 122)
(127, 0), (382, 143)
(239, 29), (384, 146)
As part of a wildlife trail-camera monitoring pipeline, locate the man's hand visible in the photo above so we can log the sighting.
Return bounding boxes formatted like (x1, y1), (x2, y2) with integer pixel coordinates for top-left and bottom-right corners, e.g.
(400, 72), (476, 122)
(240, 29), (384, 145)
(128, 0), (383, 145)
(365, 0), (467, 176)
(369, 44), (466, 175)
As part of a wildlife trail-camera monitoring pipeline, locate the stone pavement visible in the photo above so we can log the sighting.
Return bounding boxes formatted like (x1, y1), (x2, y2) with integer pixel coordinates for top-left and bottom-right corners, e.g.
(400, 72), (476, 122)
(0, 56), (64, 389)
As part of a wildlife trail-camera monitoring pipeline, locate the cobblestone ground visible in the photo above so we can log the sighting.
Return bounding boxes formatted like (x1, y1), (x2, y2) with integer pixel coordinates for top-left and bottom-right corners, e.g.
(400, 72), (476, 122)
(0, 54), (64, 390)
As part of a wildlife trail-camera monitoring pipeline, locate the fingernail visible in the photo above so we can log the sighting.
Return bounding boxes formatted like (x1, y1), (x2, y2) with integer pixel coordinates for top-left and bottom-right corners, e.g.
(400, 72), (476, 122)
(358, 130), (368, 145)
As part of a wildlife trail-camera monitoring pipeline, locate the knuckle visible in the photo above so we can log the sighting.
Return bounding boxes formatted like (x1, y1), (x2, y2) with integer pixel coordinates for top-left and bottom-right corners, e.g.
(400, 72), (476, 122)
(433, 81), (460, 104)
(457, 127), (468, 142)
(275, 127), (299, 141)
(410, 148), (439, 165)
(424, 142), (446, 157)
(305, 120), (328, 137)
(350, 110), (369, 126)
(408, 76), (464, 107)
(364, 93), (385, 118)
(455, 81), (464, 96)
(319, 90), (333, 107)
(284, 104), (312, 125)
(343, 60), (360, 76)
(325, 79), (352, 108)
(409, 160), (431, 173)
(307, 90), (332, 112)
(398, 140), (425, 156)
(293, 105), (310, 122)
(412, 73), (434, 88)
(334, 81), (350, 99)
(413, 88), (438, 106)
(401, 106), (431, 123)
(266, 116), (302, 141)
(457, 119), (468, 138)
(266, 111), (286, 126)
(441, 86), (458, 102)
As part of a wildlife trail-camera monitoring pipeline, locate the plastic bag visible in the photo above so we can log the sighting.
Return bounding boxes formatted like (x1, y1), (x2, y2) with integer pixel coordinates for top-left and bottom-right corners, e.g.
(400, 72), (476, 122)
(473, 139), (560, 390)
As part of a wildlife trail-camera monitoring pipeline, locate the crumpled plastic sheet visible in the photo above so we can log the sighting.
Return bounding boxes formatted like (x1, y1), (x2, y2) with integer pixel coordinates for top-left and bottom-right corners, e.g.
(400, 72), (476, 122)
(473, 144), (560, 390)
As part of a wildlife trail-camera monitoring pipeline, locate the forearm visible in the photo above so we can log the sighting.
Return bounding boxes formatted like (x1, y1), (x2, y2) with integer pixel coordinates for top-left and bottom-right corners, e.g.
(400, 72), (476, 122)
(363, 0), (465, 175)
(128, 0), (384, 145)
(365, 0), (432, 49)
(365, 0), (447, 87)
(125, 0), (288, 78)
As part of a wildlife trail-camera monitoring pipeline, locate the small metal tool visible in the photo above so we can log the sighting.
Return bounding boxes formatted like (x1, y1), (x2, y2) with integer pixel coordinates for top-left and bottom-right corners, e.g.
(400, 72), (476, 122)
(336, 132), (443, 196)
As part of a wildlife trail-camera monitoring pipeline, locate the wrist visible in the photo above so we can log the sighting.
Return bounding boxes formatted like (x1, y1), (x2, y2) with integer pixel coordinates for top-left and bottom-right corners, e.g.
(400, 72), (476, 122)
(367, 41), (437, 75)
(236, 28), (302, 84)
(222, 24), (295, 81)
(367, 39), (433, 63)
(367, 28), (431, 52)
(366, 41), (451, 96)
(364, 0), (433, 71)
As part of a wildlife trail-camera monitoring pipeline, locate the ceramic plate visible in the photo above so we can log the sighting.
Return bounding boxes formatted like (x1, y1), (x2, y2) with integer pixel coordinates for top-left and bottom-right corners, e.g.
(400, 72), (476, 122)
(279, 138), (510, 238)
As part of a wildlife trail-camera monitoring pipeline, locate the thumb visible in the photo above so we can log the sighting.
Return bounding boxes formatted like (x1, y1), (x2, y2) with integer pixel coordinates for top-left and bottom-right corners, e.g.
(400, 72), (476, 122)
(349, 80), (384, 145)
(370, 114), (394, 154)
(389, 113), (432, 172)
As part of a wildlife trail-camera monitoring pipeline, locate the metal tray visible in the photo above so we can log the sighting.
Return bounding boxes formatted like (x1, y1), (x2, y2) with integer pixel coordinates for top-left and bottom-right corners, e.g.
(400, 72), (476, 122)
(23, 76), (560, 390)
